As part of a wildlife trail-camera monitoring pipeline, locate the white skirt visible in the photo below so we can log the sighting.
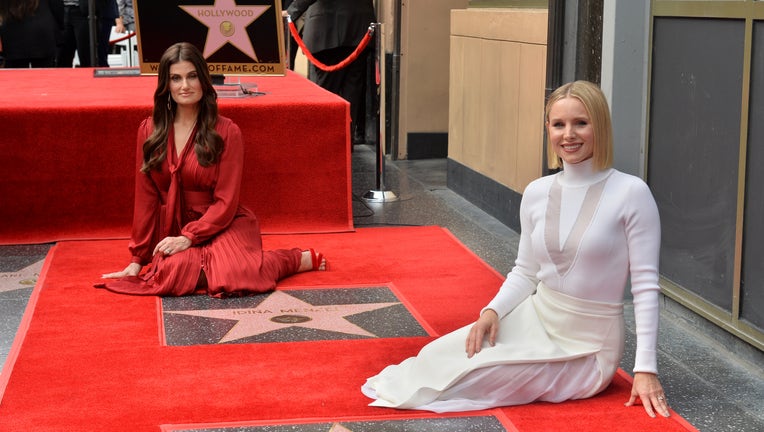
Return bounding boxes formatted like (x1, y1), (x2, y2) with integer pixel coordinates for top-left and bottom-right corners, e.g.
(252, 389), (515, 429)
(362, 283), (625, 412)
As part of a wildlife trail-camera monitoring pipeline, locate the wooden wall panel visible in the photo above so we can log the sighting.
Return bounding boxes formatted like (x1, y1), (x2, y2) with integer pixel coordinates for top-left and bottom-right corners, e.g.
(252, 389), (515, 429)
(448, 8), (547, 193)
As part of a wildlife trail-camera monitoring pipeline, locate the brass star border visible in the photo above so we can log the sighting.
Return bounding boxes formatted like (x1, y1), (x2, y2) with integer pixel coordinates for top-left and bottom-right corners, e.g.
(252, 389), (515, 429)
(168, 414), (510, 431)
(160, 285), (432, 346)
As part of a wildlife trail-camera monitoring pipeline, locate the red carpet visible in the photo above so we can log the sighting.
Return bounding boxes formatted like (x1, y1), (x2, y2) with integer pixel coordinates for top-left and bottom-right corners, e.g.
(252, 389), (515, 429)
(0, 227), (696, 432)
(0, 68), (352, 245)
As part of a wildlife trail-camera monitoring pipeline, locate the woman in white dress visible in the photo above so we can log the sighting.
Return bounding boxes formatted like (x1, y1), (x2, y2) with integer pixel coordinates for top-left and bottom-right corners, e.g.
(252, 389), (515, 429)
(362, 81), (671, 418)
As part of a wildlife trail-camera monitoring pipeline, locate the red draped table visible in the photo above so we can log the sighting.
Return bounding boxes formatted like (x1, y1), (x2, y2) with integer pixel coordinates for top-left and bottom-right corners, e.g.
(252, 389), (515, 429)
(0, 68), (353, 244)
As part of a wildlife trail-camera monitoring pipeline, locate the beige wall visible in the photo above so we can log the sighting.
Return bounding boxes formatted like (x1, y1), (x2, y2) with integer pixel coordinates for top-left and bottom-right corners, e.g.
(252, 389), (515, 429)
(397, 0), (469, 158)
(449, 8), (548, 194)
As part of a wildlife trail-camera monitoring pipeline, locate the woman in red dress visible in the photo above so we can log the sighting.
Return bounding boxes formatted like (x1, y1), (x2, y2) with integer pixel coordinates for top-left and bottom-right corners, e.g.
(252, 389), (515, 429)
(100, 42), (325, 297)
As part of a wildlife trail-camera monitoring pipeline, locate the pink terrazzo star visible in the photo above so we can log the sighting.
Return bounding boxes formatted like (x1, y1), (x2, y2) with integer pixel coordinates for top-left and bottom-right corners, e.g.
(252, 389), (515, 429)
(166, 290), (400, 343)
(179, 0), (270, 61)
(0, 259), (43, 293)
(329, 424), (353, 432)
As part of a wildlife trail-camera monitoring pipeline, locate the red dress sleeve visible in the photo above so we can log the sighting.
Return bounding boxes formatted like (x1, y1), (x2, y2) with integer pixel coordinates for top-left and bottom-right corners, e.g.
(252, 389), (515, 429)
(179, 117), (244, 245)
(128, 118), (161, 265)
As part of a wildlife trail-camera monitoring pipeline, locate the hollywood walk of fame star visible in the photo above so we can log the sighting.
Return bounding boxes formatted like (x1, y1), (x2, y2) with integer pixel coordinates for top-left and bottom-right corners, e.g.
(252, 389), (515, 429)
(165, 290), (400, 343)
(328, 423), (353, 432)
(0, 259), (43, 293)
(179, 0), (270, 61)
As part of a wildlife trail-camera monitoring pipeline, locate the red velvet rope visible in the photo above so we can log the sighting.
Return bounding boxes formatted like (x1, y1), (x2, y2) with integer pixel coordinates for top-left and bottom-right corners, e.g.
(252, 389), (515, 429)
(288, 18), (374, 72)
(109, 31), (136, 46)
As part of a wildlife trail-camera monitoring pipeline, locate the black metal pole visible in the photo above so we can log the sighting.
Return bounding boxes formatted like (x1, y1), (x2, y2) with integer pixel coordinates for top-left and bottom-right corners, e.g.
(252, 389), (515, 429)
(544, 0), (566, 175)
(389, 0), (402, 159)
(283, 15), (290, 69)
(88, 0), (97, 66)
(546, 0), (565, 97)
(364, 29), (376, 149)
(575, 0), (603, 84)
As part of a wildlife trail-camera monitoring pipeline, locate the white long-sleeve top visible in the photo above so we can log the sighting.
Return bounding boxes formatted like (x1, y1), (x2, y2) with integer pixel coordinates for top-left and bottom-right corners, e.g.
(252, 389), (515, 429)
(484, 159), (662, 374)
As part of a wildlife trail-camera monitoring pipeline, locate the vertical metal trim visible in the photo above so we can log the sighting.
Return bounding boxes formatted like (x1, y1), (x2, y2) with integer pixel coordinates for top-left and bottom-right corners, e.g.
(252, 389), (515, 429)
(732, 17), (753, 324)
(644, 1), (655, 181)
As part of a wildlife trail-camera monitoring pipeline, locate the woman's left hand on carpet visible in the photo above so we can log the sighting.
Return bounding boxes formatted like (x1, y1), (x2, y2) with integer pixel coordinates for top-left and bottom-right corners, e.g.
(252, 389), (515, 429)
(625, 372), (671, 418)
(154, 235), (192, 257)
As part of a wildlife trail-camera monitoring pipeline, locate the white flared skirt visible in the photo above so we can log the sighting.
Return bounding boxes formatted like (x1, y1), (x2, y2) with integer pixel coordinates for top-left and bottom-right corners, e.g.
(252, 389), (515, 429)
(362, 283), (625, 412)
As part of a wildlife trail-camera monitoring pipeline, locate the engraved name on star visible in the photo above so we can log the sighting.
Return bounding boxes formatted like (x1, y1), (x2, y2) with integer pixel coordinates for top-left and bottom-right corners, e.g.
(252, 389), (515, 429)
(179, 0), (270, 61)
(0, 259), (43, 293)
(166, 290), (400, 343)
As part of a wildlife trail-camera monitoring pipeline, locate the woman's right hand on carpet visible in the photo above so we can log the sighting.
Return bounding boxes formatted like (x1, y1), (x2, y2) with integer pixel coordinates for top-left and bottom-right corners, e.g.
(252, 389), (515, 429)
(465, 309), (500, 358)
(102, 262), (142, 279)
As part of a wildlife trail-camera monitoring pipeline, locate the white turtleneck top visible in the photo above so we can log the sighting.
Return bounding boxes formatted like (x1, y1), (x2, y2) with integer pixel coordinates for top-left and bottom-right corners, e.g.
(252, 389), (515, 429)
(485, 159), (661, 374)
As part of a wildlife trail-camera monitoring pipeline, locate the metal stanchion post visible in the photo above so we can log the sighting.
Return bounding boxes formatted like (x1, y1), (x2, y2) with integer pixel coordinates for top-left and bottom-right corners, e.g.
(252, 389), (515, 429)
(88, 0), (97, 66)
(127, 33), (134, 67)
(282, 15), (290, 70)
(363, 23), (399, 203)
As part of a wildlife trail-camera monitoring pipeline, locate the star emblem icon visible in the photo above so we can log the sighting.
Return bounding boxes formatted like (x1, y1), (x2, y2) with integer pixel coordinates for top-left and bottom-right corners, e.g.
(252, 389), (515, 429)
(166, 290), (401, 343)
(179, 0), (270, 61)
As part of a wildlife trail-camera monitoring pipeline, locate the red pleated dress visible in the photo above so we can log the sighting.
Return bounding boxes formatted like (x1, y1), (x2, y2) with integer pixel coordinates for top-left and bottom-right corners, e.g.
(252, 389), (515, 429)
(100, 116), (302, 297)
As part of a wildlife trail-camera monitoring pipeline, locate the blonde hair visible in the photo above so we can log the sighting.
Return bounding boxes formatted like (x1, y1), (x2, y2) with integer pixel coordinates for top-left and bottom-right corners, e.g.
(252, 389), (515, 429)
(545, 81), (613, 170)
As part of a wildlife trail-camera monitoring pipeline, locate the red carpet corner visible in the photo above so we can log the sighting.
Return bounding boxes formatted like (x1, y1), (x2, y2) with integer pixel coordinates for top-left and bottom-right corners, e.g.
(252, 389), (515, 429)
(0, 227), (696, 432)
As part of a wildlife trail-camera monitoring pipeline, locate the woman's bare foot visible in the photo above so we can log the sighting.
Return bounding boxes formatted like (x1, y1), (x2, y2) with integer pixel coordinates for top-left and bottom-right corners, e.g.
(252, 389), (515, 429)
(298, 249), (326, 272)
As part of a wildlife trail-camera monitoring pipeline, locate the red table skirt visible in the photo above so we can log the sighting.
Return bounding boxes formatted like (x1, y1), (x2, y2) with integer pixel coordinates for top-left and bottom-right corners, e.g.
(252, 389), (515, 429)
(0, 68), (353, 244)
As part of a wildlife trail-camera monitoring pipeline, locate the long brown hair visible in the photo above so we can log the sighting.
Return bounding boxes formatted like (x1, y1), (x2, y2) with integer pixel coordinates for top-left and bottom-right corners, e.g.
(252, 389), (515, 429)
(0, 0), (39, 22)
(141, 42), (223, 173)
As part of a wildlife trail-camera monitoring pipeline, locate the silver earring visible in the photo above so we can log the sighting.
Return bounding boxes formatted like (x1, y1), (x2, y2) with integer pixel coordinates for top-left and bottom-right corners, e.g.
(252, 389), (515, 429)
(167, 94), (172, 111)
